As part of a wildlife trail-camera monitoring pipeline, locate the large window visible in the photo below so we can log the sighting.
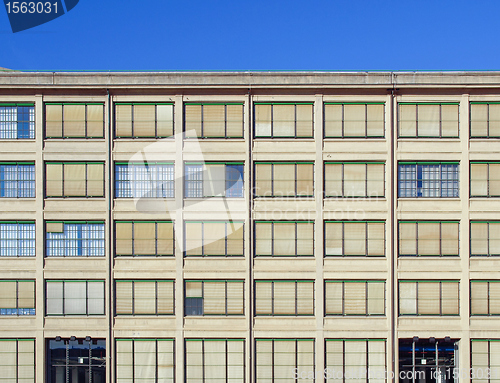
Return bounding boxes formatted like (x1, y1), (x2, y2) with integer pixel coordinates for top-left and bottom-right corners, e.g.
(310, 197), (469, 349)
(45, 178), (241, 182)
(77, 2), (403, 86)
(184, 162), (244, 198)
(399, 280), (459, 316)
(325, 339), (386, 383)
(115, 162), (175, 198)
(254, 103), (313, 138)
(324, 102), (384, 138)
(398, 103), (459, 138)
(471, 281), (500, 316)
(115, 280), (174, 315)
(0, 339), (35, 383)
(0, 104), (34, 139)
(398, 221), (459, 257)
(115, 103), (174, 138)
(255, 339), (314, 383)
(470, 102), (500, 138)
(325, 280), (385, 316)
(470, 339), (500, 382)
(45, 103), (104, 138)
(254, 162), (314, 197)
(398, 162), (459, 198)
(115, 221), (174, 257)
(185, 339), (245, 383)
(0, 222), (35, 257)
(470, 162), (500, 197)
(184, 280), (244, 316)
(184, 103), (244, 138)
(255, 280), (314, 316)
(46, 280), (105, 316)
(45, 162), (104, 198)
(325, 221), (385, 257)
(45, 221), (105, 257)
(471, 221), (500, 257)
(0, 162), (35, 198)
(324, 162), (385, 198)
(116, 339), (175, 383)
(184, 221), (243, 257)
(254, 221), (314, 257)
(0, 280), (35, 316)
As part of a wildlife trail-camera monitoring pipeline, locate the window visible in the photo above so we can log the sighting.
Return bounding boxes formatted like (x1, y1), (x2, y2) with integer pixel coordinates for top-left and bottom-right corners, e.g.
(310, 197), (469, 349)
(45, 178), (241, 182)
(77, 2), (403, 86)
(254, 103), (313, 138)
(470, 162), (500, 197)
(325, 221), (385, 257)
(185, 339), (245, 383)
(255, 280), (314, 316)
(115, 103), (174, 138)
(184, 221), (243, 257)
(324, 162), (385, 198)
(254, 221), (314, 257)
(255, 339), (314, 383)
(325, 281), (385, 316)
(0, 104), (34, 139)
(0, 222), (35, 257)
(471, 221), (500, 257)
(324, 102), (384, 138)
(184, 103), (244, 138)
(398, 162), (459, 197)
(45, 221), (105, 257)
(45, 280), (105, 315)
(470, 102), (500, 138)
(115, 280), (174, 315)
(184, 162), (244, 198)
(45, 162), (104, 198)
(0, 280), (35, 316)
(325, 339), (386, 383)
(115, 221), (174, 257)
(254, 162), (314, 197)
(471, 339), (500, 382)
(115, 162), (174, 198)
(116, 339), (174, 383)
(398, 221), (459, 257)
(45, 103), (104, 138)
(399, 280), (459, 316)
(398, 103), (459, 138)
(471, 281), (500, 316)
(0, 162), (35, 198)
(184, 280), (244, 316)
(0, 339), (35, 383)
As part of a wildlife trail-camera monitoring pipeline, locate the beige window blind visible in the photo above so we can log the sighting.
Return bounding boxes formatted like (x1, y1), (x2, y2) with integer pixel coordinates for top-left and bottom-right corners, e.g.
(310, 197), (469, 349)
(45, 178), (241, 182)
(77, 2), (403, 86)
(325, 221), (385, 257)
(325, 163), (385, 198)
(471, 281), (500, 316)
(0, 280), (35, 315)
(470, 103), (500, 137)
(184, 103), (244, 138)
(398, 221), (459, 257)
(184, 221), (244, 257)
(471, 163), (500, 197)
(254, 103), (313, 138)
(324, 103), (384, 138)
(115, 221), (174, 256)
(184, 280), (244, 316)
(115, 280), (174, 315)
(0, 339), (35, 383)
(325, 281), (385, 316)
(255, 221), (314, 257)
(399, 280), (459, 316)
(115, 103), (174, 138)
(471, 340), (500, 381)
(399, 103), (459, 138)
(45, 162), (104, 197)
(255, 280), (314, 316)
(255, 162), (314, 197)
(45, 103), (104, 138)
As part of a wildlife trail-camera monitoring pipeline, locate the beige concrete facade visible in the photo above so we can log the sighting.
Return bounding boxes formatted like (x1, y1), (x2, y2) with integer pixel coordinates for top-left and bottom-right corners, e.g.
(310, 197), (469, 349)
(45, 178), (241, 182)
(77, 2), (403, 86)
(0, 71), (499, 382)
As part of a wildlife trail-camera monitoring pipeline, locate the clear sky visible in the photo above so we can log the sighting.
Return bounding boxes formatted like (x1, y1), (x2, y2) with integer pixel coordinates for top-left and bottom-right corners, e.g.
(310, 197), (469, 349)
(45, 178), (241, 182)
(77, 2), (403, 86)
(0, 0), (498, 71)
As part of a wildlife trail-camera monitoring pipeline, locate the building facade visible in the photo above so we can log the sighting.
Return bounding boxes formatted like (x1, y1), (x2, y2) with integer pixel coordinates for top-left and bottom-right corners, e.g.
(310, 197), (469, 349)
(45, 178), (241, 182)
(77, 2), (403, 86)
(0, 71), (499, 383)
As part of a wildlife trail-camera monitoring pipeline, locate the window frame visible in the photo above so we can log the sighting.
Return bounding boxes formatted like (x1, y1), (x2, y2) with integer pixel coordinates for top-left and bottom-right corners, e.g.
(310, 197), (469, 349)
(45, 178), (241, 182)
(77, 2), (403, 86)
(184, 102), (244, 139)
(398, 102), (460, 138)
(254, 221), (315, 257)
(398, 280), (460, 316)
(184, 280), (245, 317)
(470, 338), (500, 383)
(45, 220), (105, 257)
(398, 220), (460, 257)
(114, 102), (174, 139)
(115, 220), (175, 257)
(0, 338), (35, 383)
(324, 162), (385, 198)
(44, 102), (105, 139)
(470, 221), (500, 257)
(114, 162), (175, 199)
(45, 161), (105, 198)
(470, 280), (500, 316)
(0, 162), (35, 198)
(470, 102), (500, 138)
(323, 102), (385, 139)
(254, 161), (314, 198)
(398, 162), (460, 198)
(254, 280), (314, 316)
(253, 102), (314, 139)
(0, 280), (36, 316)
(184, 221), (244, 257)
(45, 280), (105, 316)
(0, 103), (35, 139)
(184, 162), (244, 198)
(324, 220), (386, 257)
(324, 280), (386, 316)
(470, 162), (500, 198)
(0, 221), (35, 257)
(115, 280), (175, 316)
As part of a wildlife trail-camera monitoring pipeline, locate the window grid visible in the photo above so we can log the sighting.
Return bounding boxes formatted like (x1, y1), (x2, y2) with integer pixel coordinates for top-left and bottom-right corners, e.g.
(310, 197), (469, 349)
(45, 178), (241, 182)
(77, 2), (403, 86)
(398, 102), (460, 138)
(470, 339), (500, 383)
(45, 162), (105, 198)
(45, 221), (105, 257)
(254, 103), (314, 138)
(324, 281), (386, 316)
(254, 221), (314, 257)
(470, 162), (500, 197)
(324, 162), (385, 198)
(0, 222), (35, 257)
(184, 162), (244, 198)
(115, 103), (174, 138)
(115, 162), (175, 198)
(0, 104), (35, 139)
(470, 102), (500, 138)
(398, 162), (459, 198)
(470, 281), (500, 316)
(45, 103), (105, 138)
(470, 221), (500, 257)
(184, 280), (245, 316)
(115, 221), (174, 257)
(184, 103), (244, 139)
(398, 221), (460, 257)
(324, 102), (385, 138)
(254, 162), (314, 198)
(254, 280), (314, 316)
(115, 280), (175, 316)
(398, 280), (460, 316)
(184, 221), (244, 257)
(45, 280), (105, 316)
(0, 339), (35, 383)
(0, 162), (35, 198)
(324, 221), (386, 257)
(0, 280), (35, 316)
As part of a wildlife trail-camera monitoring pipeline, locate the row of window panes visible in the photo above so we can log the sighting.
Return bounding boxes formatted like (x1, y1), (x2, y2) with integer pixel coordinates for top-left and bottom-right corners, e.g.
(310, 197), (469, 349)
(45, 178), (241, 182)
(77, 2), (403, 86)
(5, 102), (500, 140)
(6, 220), (500, 258)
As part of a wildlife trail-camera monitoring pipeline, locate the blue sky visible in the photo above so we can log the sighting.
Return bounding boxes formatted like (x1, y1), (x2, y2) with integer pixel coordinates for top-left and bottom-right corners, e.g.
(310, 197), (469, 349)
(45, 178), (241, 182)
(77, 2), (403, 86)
(0, 0), (498, 71)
